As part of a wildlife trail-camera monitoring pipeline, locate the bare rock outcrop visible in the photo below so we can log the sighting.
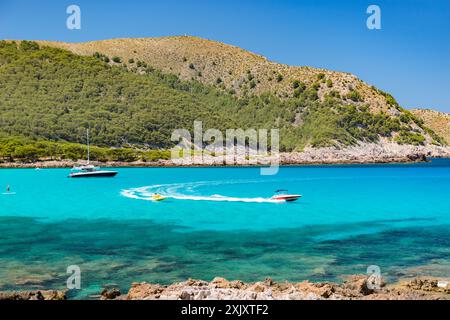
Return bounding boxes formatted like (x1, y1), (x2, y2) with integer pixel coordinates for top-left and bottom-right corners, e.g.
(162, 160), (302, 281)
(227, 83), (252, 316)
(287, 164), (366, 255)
(0, 290), (66, 300)
(2, 276), (447, 300)
(100, 288), (121, 300)
(125, 276), (450, 300)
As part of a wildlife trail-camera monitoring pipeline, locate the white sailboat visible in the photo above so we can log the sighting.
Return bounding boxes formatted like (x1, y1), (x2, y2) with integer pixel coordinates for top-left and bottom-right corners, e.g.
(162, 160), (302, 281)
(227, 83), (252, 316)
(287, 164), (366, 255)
(69, 129), (118, 178)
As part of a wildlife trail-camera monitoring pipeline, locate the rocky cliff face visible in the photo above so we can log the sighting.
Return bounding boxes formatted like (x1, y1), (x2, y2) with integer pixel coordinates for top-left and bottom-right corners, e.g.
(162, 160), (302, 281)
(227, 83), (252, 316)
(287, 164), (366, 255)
(280, 141), (450, 164)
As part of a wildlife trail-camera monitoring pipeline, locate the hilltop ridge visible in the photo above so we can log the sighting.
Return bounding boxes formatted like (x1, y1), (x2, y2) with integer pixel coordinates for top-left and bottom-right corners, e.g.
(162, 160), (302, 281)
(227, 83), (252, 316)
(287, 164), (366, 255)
(38, 36), (395, 114)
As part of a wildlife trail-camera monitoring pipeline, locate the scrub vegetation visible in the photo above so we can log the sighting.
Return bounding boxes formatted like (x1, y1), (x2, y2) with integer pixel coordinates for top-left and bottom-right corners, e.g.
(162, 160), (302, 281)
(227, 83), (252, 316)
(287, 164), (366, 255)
(0, 41), (444, 161)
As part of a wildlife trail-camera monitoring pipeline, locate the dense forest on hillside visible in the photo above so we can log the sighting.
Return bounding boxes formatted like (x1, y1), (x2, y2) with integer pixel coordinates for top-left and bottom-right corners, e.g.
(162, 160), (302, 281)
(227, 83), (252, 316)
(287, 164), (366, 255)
(0, 41), (444, 162)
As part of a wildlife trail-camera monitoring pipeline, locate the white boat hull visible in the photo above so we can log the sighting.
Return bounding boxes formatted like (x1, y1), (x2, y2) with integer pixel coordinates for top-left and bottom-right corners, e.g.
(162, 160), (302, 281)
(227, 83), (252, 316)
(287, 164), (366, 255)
(69, 170), (118, 178)
(271, 194), (301, 202)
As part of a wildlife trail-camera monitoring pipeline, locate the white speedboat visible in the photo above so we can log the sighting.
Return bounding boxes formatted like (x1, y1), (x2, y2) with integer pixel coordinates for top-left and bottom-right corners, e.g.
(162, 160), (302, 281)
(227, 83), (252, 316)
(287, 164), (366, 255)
(69, 165), (118, 178)
(69, 129), (118, 178)
(271, 189), (301, 202)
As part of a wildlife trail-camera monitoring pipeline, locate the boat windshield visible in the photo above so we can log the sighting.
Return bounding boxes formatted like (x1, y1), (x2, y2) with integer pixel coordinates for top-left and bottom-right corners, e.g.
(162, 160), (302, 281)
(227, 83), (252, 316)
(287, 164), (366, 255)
(72, 165), (98, 172)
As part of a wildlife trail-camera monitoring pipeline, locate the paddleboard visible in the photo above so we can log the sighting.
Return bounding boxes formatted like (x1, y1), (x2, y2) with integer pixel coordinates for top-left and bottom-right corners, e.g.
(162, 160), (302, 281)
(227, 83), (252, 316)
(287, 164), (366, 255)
(2, 192), (16, 195)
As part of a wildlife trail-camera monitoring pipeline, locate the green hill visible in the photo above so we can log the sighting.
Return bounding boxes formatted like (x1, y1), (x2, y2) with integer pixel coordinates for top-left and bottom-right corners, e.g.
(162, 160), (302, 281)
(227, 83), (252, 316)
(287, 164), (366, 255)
(411, 109), (450, 145)
(35, 36), (418, 114)
(0, 40), (445, 162)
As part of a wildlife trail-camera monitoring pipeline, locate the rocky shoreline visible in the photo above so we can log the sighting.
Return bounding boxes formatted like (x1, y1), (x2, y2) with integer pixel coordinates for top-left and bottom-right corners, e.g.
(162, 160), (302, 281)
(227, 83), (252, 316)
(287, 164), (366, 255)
(1, 143), (450, 169)
(123, 276), (450, 300)
(1, 275), (449, 300)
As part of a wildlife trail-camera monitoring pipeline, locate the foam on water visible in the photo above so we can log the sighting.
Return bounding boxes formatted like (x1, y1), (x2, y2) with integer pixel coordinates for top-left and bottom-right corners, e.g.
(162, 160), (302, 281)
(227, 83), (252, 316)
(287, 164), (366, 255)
(121, 180), (283, 203)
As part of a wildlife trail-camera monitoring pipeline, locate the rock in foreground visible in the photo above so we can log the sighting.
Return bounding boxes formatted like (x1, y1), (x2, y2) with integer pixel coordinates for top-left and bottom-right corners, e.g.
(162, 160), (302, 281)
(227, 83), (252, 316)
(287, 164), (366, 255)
(1, 276), (447, 300)
(0, 290), (66, 300)
(126, 276), (450, 300)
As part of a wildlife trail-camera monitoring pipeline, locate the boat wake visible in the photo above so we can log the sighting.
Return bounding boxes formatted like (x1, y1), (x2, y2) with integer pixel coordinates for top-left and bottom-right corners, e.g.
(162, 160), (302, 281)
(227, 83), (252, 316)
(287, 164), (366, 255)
(121, 181), (283, 203)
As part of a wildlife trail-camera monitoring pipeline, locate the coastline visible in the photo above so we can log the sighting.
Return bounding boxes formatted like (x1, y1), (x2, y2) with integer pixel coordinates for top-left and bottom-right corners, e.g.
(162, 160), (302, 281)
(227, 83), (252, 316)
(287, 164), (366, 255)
(0, 156), (434, 169)
(1, 275), (449, 300)
(123, 276), (450, 300)
(0, 158), (429, 169)
(2, 142), (450, 168)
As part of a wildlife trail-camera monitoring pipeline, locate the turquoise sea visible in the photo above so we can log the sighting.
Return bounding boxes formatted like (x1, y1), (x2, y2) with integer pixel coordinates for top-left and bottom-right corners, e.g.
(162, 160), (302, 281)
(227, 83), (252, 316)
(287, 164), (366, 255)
(1, 160), (450, 298)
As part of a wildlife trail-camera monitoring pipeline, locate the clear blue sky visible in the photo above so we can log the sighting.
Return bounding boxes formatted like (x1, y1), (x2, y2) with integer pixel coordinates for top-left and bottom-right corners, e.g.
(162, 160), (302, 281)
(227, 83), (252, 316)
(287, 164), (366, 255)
(1, 0), (449, 112)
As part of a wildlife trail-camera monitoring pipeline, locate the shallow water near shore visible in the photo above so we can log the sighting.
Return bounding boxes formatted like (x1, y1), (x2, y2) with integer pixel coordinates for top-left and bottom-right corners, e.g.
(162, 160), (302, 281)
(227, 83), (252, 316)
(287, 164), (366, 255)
(1, 160), (450, 298)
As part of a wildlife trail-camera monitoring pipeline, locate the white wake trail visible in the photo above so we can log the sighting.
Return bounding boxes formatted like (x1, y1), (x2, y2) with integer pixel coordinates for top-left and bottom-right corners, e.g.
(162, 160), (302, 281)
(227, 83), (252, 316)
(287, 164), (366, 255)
(121, 181), (283, 203)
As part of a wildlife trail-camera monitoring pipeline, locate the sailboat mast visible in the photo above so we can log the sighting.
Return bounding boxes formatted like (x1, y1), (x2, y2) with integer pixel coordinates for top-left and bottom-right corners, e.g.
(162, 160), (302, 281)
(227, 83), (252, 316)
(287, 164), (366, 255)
(87, 128), (90, 164)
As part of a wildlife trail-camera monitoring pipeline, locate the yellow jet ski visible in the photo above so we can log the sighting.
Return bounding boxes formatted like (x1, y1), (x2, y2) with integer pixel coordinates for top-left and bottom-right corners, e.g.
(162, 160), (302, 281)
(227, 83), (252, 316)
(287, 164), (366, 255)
(152, 194), (166, 201)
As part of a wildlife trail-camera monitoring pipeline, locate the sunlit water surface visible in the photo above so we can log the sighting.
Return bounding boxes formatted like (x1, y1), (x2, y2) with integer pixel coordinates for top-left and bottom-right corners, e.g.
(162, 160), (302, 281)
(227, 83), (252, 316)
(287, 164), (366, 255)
(1, 160), (449, 298)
